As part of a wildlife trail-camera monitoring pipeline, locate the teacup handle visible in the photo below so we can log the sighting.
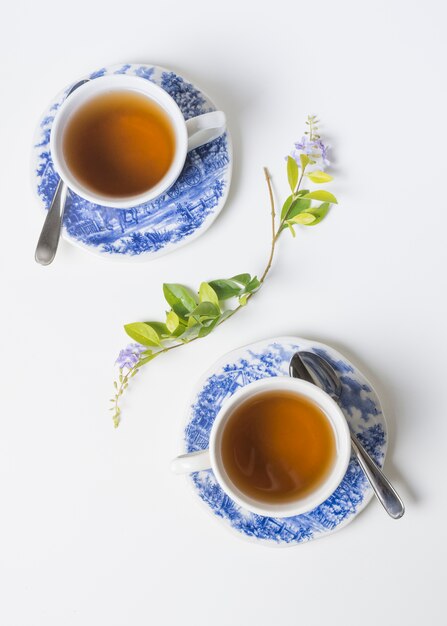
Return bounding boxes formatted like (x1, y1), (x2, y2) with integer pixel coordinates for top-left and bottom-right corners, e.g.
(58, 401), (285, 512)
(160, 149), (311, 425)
(171, 449), (211, 474)
(186, 111), (226, 151)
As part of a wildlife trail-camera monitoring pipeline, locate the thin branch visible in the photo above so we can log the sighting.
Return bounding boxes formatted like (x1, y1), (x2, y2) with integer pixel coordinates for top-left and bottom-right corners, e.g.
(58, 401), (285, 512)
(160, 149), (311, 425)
(259, 167), (277, 283)
(112, 164), (299, 427)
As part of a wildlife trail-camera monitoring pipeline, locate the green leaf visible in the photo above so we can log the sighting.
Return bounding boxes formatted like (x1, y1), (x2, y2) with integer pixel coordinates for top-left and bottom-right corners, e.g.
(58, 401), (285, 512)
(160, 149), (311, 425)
(306, 202), (331, 225)
(187, 314), (198, 327)
(177, 323), (203, 342)
(144, 322), (169, 337)
(307, 170), (333, 183)
(163, 284), (197, 318)
(208, 279), (243, 300)
(166, 311), (179, 333)
(300, 154), (310, 170)
(244, 276), (261, 293)
(290, 212), (316, 225)
(201, 317), (218, 328)
(198, 317), (220, 337)
(189, 302), (220, 322)
(286, 198), (312, 220)
(296, 189), (310, 197)
(302, 190), (338, 204)
(280, 194), (295, 220)
(230, 273), (251, 286)
(198, 309), (235, 336)
(124, 322), (161, 346)
(198, 282), (219, 306)
(287, 156), (299, 192)
(286, 222), (296, 237)
(239, 293), (248, 306)
(171, 322), (187, 337)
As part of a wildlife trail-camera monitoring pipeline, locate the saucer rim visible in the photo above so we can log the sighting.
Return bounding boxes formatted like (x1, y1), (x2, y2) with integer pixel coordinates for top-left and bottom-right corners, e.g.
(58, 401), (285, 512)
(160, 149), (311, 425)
(31, 63), (233, 263)
(179, 335), (388, 547)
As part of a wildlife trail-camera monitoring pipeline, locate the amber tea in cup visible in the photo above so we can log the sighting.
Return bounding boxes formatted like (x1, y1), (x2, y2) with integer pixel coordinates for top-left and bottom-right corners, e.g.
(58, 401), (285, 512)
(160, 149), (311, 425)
(51, 75), (226, 208)
(221, 390), (336, 505)
(172, 377), (351, 518)
(62, 90), (175, 198)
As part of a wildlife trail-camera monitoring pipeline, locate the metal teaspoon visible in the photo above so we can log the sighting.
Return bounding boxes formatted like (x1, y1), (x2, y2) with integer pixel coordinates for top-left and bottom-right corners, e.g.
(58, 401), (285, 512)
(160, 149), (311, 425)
(35, 79), (89, 265)
(289, 351), (405, 519)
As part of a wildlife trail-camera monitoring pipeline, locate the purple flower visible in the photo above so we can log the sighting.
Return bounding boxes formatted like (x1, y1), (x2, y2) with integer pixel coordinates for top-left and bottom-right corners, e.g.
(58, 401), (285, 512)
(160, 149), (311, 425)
(291, 136), (330, 171)
(116, 343), (146, 369)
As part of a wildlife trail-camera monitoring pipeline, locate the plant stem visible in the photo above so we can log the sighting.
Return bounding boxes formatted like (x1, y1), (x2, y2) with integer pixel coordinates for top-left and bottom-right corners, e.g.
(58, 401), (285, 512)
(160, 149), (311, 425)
(259, 167), (277, 283)
(113, 165), (298, 427)
(294, 167), (306, 200)
(217, 167), (279, 321)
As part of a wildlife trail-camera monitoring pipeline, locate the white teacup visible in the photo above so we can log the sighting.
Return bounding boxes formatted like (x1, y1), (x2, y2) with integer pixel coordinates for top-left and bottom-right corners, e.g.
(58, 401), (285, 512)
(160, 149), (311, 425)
(50, 74), (226, 208)
(172, 377), (351, 518)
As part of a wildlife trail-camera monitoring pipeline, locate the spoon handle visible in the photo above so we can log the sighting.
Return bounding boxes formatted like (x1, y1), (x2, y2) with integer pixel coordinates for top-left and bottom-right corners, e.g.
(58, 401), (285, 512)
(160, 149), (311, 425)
(351, 434), (405, 519)
(35, 180), (67, 265)
(34, 79), (89, 266)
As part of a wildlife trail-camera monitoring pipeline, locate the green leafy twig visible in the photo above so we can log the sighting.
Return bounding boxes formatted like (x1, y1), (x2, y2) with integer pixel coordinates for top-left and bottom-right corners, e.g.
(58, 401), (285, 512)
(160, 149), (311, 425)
(111, 116), (337, 427)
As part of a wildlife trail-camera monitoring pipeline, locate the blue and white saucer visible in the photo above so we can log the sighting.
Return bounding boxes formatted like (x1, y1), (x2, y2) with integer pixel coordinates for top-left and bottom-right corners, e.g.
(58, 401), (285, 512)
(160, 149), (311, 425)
(182, 336), (387, 546)
(32, 64), (232, 260)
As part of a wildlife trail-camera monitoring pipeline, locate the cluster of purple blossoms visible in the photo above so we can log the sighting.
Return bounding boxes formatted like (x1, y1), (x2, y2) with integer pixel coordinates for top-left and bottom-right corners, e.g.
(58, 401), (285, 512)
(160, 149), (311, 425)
(115, 343), (146, 370)
(290, 135), (330, 171)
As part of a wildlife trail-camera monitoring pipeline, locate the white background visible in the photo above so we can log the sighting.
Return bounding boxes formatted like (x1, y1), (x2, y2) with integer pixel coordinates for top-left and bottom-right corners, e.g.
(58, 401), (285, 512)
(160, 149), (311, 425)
(1, 1), (446, 624)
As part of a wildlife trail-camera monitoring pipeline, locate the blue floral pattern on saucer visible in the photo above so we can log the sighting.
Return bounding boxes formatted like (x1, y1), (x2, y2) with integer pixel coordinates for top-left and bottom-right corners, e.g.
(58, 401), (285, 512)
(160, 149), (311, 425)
(32, 64), (232, 260)
(183, 337), (387, 546)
